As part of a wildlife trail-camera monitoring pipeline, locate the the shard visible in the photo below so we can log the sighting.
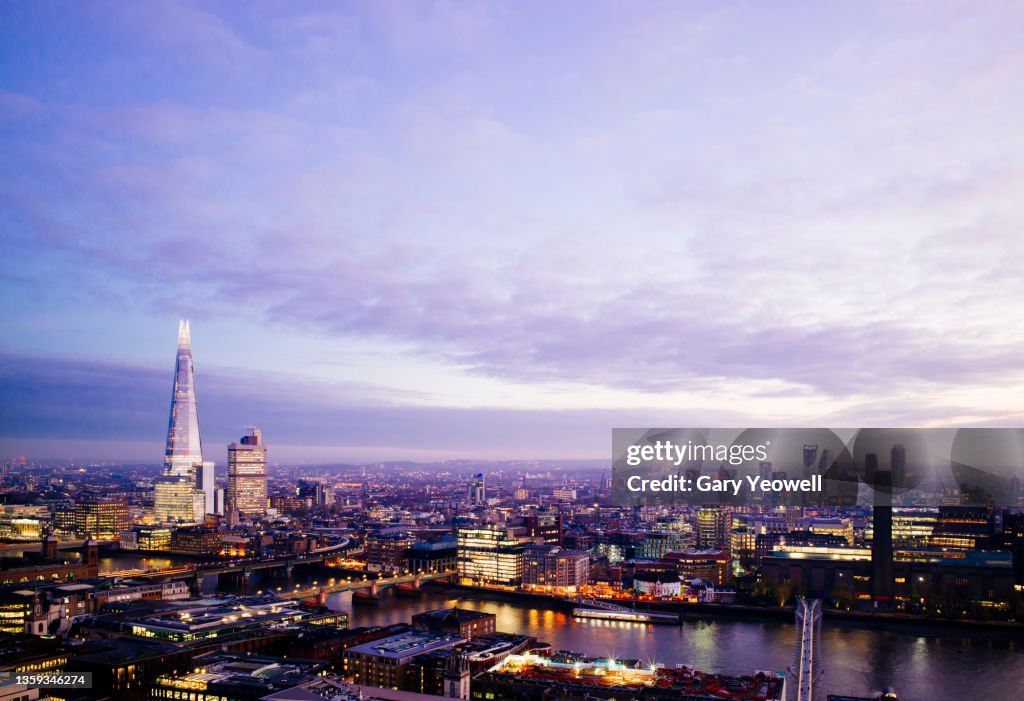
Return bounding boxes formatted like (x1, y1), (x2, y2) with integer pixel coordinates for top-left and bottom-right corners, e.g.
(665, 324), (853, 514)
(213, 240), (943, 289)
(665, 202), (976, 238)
(154, 320), (215, 522)
(164, 320), (204, 477)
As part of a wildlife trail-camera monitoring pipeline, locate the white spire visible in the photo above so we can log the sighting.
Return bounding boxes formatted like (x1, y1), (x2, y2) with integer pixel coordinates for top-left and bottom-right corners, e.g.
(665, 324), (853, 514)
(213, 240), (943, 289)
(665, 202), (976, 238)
(177, 319), (191, 349)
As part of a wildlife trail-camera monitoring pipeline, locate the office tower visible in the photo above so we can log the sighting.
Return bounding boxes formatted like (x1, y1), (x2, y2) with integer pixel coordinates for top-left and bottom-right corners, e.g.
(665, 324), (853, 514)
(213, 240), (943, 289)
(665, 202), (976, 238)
(468, 473), (486, 505)
(196, 461), (217, 515)
(73, 499), (129, 540)
(153, 476), (199, 523)
(697, 507), (729, 550)
(802, 444), (818, 480)
(869, 454), (894, 604)
(456, 526), (524, 586)
(890, 443), (906, 491)
(227, 427), (268, 519)
(155, 321), (209, 522)
(929, 505), (993, 550)
(298, 479), (332, 507)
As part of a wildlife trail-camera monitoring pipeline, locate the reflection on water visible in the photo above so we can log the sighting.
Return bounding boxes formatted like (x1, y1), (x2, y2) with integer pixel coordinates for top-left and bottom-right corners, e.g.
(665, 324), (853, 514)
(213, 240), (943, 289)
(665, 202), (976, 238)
(99, 556), (176, 572)
(92, 559), (1022, 701)
(326, 588), (1023, 701)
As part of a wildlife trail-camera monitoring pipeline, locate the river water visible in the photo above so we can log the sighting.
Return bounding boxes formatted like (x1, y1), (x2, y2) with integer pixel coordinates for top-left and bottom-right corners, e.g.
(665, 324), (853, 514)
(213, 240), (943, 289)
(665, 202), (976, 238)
(327, 588), (1022, 701)
(99, 556), (1023, 700)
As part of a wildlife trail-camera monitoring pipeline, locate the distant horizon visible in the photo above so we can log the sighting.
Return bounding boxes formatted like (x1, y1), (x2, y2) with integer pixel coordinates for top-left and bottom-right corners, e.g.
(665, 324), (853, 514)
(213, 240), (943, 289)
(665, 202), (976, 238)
(0, 437), (610, 466)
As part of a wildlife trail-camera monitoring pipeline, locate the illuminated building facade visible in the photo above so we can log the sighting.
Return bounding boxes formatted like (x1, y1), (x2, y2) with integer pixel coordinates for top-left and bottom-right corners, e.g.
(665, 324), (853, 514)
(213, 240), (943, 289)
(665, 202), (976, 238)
(227, 427), (268, 519)
(929, 505), (992, 550)
(365, 533), (414, 573)
(469, 473), (486, 505)
(696, 507), (730, 550)
(154, 321), (209, 522)
(153, 477), (198, 524)
(522, 546), (589, 591)
(661, 548), (731, 586)
(457, 527), (524, 586)
(73, 499), (129, 540)
(797, 517), (854, 545)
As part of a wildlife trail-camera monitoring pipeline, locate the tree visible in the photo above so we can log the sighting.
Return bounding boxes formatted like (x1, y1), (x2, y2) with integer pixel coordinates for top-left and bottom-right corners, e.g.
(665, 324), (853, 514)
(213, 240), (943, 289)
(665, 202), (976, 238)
(829, 585), (853, 611)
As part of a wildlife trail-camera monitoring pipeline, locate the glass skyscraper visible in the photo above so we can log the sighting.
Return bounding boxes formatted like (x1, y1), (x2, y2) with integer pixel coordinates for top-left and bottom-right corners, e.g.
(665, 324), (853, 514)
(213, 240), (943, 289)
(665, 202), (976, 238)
(164, 320), (203, 477)
(154, 321), (212, 523)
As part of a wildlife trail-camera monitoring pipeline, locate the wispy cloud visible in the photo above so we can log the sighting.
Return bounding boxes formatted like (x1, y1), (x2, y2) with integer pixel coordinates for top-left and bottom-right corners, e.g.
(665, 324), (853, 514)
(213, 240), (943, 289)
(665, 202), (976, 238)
(2, 1), (1023, 457)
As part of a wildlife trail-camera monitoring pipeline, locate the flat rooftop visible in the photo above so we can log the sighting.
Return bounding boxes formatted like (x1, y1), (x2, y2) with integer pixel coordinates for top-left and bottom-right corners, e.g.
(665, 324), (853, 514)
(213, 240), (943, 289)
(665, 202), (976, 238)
(490, 653), (784, 700)
(345, 631), (464, 660)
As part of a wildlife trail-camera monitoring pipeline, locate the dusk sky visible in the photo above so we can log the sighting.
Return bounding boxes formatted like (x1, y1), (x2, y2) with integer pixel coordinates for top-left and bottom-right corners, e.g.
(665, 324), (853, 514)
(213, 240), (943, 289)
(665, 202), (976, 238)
(2, 1), (1023, 463)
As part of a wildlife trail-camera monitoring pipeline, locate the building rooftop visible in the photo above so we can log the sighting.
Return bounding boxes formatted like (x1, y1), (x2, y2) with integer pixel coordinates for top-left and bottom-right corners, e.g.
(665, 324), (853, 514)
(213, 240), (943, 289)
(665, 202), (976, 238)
(486, 653), (784, 701)
(345, 630), (464, 661)
(261, 678), (361, 701)
(157, 652), (326, 696)
(412, 607), (494, 624)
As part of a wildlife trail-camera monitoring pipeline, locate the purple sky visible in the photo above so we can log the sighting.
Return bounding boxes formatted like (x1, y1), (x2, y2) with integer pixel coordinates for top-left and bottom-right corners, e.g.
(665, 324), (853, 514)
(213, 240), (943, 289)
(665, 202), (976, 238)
(2, 1), (1023, 462)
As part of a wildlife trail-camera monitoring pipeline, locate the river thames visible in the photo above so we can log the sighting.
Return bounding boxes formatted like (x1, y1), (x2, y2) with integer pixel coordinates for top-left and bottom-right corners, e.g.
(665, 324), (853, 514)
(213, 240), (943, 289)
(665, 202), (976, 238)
(327, 588), (1023, 701)
(98, 557), (1023, 700)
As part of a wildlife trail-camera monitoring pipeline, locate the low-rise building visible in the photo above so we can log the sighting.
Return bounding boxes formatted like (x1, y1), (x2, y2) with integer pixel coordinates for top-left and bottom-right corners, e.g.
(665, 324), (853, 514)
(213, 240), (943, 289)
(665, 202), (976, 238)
(342, 629), (464, 691)
(661, 549), (731, 586)
(633, 570), (682, 598)
(149, 651), (327, 701)
(412, 608), (496, 639)
(474, 653), (784, 701)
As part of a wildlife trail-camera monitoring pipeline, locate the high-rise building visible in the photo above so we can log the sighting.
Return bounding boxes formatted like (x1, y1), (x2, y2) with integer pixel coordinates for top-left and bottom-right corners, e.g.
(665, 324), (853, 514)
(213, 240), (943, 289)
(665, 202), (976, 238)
(227, 427), (268, 519)
(154, 321), (210, 522)
(73, 500), (129, 540)
(869, 456), (894, 604)
(802, 444), (818, 480)
(468, 473), (486, 505)
(196, 460), (217, 515)
(696, 507), (729, 550)
(153, 476), (199, 523)
(457, 526), (524, 586)
(298, 479), (332, 507)
(890, 443), (906, 491)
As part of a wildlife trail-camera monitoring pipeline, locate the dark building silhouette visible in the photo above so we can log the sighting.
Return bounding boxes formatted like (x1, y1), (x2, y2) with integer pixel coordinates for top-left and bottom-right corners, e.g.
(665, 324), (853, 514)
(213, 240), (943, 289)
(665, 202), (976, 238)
(802, 444), (818, 480)
(869, 456), (894, 603)
(890, 444), (906, 490)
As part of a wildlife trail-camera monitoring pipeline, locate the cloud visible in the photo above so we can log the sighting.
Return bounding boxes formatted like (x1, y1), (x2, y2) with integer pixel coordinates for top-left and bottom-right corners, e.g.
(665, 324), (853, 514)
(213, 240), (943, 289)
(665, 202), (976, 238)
(0, 351), (763, 459)
(2, 0), (1024, 448)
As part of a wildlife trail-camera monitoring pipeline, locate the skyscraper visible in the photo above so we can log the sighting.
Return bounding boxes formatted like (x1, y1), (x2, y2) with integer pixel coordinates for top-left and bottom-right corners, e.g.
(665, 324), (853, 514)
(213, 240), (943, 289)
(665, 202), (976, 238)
(468, 473), (486, 505)
(868, 453), (894, 604)
(154, 321), (210, 523)
(227, 427), (268, 519)
(696, 507), (729, 550)
(890, 443), (906, 491)
(163, 320), (203, 477)
(802, 444), (818, 480)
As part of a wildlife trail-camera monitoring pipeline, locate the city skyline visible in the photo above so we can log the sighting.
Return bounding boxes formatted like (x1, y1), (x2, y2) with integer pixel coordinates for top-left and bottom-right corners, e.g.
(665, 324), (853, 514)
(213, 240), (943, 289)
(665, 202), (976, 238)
(3, 2), (1024, 463)
(2, 6), (1022, 701)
